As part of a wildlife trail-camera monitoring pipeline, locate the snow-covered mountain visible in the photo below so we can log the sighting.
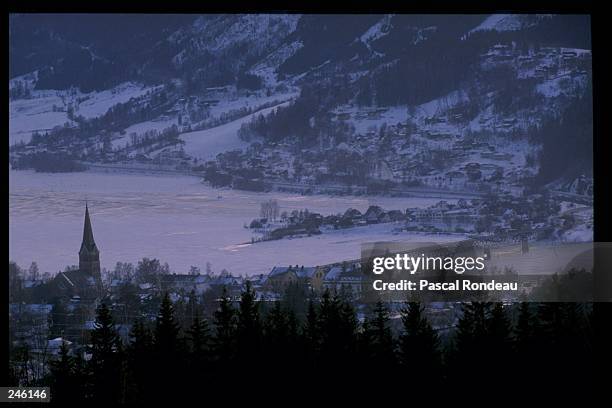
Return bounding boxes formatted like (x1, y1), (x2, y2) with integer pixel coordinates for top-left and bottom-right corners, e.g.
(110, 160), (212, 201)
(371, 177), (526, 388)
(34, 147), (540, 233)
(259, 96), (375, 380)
(9, 14), (592, 194)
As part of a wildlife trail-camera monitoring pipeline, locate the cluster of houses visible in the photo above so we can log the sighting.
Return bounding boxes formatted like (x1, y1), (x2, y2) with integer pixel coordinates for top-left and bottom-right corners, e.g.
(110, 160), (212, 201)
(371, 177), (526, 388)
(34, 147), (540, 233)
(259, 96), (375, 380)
(251, 205), (408, 240)
(105, 261), (366, 305)
(8, 261), (367, 364)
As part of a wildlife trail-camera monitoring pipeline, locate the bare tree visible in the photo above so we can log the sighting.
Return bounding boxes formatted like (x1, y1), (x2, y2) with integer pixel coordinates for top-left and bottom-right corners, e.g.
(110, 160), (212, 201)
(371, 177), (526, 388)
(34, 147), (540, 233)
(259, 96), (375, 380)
(28, 262), (39, 281)
(270, 200), (279, 221)
(260, 199), (280, 221)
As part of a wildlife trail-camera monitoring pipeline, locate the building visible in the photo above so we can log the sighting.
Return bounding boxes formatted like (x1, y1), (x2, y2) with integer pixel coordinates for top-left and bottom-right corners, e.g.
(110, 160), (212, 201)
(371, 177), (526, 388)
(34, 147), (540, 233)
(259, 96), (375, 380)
(48, 204), (102, 301)
(264, 265), (326, 293)
(209, 275), (245, 299)
(264, 266), (299, 291)
(322, 263), (365, 299)
(159, 274), (212, 295)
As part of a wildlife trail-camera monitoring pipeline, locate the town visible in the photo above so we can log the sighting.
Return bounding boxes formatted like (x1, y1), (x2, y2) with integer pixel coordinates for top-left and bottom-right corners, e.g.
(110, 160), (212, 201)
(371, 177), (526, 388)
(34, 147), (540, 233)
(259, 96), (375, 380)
(8, 13), (596, 402)
(9, 200), (587, 378)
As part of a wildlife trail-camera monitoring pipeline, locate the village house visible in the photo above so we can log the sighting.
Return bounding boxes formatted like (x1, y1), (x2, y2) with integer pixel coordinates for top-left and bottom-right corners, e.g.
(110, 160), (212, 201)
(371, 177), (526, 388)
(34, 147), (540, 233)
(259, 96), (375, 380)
(264, 265), (326, 293)
(159, 273), (212, 295)
(209, 275), (245, 299)
(322, 263), (365, 300)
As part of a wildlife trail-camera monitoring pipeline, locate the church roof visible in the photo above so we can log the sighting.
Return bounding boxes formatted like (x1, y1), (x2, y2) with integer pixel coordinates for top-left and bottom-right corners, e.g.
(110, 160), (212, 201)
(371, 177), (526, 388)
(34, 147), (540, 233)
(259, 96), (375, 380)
(58, 269), (97, 289)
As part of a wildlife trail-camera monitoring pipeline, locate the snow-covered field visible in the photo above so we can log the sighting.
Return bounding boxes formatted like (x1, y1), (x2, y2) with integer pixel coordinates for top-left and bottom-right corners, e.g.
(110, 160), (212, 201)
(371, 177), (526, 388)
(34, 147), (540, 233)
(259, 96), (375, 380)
(180, 101), (292, 160)
(9, 82), (158, 145)
(76, 83), (159, 119)
(9, 169), (459, 276)
(9, 93), (76, 145)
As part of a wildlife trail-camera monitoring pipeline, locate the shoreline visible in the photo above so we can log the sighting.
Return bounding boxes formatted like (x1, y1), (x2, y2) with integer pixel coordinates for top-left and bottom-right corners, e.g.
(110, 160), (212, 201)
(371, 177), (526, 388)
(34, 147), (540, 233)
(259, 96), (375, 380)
(76, 164), (484, 200)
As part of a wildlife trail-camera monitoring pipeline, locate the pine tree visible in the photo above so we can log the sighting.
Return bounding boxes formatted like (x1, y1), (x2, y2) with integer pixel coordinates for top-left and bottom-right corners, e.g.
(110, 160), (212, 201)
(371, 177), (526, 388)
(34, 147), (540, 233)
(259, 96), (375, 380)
(358, 318), (374, 365)
(188, 311), (211, 362)
(186, 311), (212, 393)
(50, 341), (79, 403)
(514, 302), (534, 352)
(213, 287), (236, 363)
(536, 302), (590, 397)
(235, 281), (262, 362)
(126, 320), (153, 403)
(450, 302), (492, 392)
(286, 307), (299, 346)
(263, 301), (294, 392)
(72, 350), (88, 401)
(398, 302), (441, 385)
(487, 303), (512, 349)
(317, 290), (358, 387)
(155, 293), (180, 355)
(317, 290), (340, 363)
(339, 298), (359, 349)
(89, 302), (122, 404)
(183, 289), (202, 330)
(366, 301), (396, 368)
(485, 303), (513, 394)
(302, 299), (319, 368)
(514, 302), (538, 387)
(153, 293), (182, 401)
(264, 301), (289, 349)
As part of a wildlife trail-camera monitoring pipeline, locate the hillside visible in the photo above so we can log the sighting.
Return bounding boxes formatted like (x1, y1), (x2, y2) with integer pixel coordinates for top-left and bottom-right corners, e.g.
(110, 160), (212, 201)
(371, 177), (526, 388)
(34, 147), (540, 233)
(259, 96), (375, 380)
(9, 14), (592, 197)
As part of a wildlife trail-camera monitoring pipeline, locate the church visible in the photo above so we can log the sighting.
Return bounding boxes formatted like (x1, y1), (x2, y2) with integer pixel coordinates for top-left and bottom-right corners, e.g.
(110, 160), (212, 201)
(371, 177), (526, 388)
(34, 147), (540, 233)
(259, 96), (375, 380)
(48, 203), (103, 301)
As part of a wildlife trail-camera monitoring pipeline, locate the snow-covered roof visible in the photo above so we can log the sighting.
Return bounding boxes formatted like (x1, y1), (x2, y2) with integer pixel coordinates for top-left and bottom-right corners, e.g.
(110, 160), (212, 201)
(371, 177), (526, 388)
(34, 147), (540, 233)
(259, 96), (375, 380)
(324, 266), (343, 281)
(211, 275), (243, 286)
(295, 266), (317, 279)
(269, 266), (292, 277)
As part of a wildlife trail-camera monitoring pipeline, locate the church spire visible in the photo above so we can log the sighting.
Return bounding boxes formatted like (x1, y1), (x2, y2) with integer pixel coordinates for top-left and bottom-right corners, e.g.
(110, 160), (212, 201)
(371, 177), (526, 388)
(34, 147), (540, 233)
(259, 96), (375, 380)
(78, 202), (101, 290)
(81, 202), (97, 253)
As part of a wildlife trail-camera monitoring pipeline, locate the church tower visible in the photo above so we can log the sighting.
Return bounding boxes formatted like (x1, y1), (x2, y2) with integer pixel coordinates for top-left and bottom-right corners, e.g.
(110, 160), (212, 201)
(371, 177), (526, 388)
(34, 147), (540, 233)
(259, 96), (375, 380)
(79, 203), (101, 281)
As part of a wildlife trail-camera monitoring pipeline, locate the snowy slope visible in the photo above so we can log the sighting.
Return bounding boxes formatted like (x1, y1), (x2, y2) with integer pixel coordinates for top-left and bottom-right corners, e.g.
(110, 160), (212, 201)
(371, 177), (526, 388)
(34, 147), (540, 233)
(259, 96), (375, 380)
(9, 82), (158, 145)
(9, 93), (75, 145)
(468, 14), (553, 34)
(180, 101), (292, 160)
(76, 83), (159, 119)
(469, 14), (523, 33)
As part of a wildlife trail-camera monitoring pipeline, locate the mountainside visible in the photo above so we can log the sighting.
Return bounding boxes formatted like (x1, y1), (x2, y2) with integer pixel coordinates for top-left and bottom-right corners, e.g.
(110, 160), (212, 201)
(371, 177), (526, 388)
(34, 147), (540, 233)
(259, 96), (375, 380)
(9, 14), (592, 196)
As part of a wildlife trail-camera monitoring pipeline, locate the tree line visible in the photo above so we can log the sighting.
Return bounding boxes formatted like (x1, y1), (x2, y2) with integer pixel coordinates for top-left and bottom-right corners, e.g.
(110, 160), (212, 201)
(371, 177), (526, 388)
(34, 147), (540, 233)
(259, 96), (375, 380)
(11, 283), (593, 402)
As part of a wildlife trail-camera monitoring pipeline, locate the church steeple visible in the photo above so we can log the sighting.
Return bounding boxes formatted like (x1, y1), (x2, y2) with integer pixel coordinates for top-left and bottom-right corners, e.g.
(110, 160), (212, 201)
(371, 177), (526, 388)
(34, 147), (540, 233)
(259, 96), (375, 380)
(80, 202), (98, 253)
(79, 203), (100, 280)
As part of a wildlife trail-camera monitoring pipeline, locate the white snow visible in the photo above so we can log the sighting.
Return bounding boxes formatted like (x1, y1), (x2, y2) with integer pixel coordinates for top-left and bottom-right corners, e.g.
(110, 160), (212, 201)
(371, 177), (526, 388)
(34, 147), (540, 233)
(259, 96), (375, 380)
(469, 14), (523, 34)
(468, 14), (554, 35)
(111, 118), (179, 149)
(180, 101), (292, 160)
(206, 89), (298, 119)
(75, 83), (159, 119)
(9, 94), (76, 145)
(9, 82), (159, 145)
(359, 15), (392, 55)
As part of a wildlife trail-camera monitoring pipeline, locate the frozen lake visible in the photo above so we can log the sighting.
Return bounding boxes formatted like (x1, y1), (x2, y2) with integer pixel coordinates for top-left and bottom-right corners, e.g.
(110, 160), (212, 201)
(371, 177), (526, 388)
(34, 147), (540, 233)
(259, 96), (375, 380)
(9, 169), (463, 276)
